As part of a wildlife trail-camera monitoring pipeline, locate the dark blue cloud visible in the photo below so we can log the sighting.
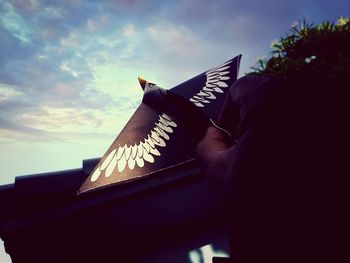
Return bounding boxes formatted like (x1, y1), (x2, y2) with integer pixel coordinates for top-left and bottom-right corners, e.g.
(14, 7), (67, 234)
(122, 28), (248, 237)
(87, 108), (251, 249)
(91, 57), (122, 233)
(0, 0), (348, 143)
(0, 0), (348, 200)
(0, 115), (57, 140)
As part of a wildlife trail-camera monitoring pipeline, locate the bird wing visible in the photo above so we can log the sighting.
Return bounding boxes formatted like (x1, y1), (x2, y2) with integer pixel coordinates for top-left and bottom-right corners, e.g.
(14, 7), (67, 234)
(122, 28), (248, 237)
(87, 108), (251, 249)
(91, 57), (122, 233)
(170, 55), (241, 121)
(78, 55), (241, 194)
(78, 102), (192, 193)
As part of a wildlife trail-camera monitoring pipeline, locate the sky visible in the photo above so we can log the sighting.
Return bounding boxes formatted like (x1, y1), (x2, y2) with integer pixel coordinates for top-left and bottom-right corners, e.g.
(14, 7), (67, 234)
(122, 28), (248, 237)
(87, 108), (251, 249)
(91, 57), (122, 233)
(0, 0), (349, 261)
(1, 0), (348, 187)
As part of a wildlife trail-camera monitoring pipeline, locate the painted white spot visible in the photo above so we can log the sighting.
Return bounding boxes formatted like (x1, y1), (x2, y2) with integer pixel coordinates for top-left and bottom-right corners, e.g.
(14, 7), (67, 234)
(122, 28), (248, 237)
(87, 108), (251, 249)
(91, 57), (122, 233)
(213, 87), (223, 93)
(100, 149), (116, 170)
(125, 145), (132, 159)
(105, 154), (117, 177)
(116, 146), (125, 160)
(137, 143), (144, 158)
(142, 142), (151, 153)
(216, 81), (228, 87)
(117, 156), (127, 172)
(143, 150), (154, 163)
(91, 169), (101, 182)
(128, 157), (136, 170)
(149, 145), (161, 156)
(135, 155), (144, 167)
(145, 135), (155, 148)
(154, 126), (165, 137)
(131, 144), (138, 159)
(153, 136), (166, 147)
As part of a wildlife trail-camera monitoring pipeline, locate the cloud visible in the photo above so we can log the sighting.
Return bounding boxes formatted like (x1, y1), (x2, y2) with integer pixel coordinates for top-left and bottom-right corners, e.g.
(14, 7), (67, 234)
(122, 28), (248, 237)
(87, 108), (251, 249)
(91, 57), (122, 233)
(0, 83), (23, 101)
(0, 116), (113, 144)
(0, 115), (59, 142)
(123, 23), (136, 36)
(60, 30), (80, 47)
(20, 106), (101, 130)
(0, 1), (34, 43)
(0, 0), (348, 186)
(10, 0), (39, 13)
(147, 23), (202, 59)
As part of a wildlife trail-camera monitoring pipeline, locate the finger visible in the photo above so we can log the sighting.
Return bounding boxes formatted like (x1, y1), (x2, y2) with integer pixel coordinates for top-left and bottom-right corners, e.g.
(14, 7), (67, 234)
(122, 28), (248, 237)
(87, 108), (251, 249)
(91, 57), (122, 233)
(195, 126), (230, 188)
(206, 126), (230, 151)
(196, 126), (230, 157)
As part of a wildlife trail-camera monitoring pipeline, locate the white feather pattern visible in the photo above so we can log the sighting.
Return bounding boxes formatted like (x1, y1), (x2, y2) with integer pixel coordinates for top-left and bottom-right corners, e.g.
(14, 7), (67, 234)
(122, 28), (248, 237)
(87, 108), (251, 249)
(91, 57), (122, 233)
(90, 60), (233, 182)
(90, 113), (177, 181)
(189, 60), (232, 107)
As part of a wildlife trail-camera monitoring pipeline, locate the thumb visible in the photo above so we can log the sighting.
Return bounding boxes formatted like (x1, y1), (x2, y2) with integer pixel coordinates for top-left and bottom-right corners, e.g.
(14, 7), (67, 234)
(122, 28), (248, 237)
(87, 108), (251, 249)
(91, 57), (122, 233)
(203, 126), (230, 152)
(196, 126), (231, 189)
(196, 126), (230, 159)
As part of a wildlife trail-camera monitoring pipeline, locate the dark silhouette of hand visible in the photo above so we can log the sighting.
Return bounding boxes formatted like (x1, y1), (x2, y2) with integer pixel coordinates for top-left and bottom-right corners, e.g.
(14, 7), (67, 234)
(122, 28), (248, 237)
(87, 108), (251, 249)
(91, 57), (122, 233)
(196, 125), (236, 190)
(196, 126), (229, 184)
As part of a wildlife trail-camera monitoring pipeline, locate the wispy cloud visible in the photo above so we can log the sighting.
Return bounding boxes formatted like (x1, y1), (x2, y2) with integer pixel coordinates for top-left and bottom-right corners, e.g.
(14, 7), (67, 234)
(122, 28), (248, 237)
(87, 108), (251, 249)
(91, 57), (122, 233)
(0, 0), (348, 184)
(0, 1), (34, 43)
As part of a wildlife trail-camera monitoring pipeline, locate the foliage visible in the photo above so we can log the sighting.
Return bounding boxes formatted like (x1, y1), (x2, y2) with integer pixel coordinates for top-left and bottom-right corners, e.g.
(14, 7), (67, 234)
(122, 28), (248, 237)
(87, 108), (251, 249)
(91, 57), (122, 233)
(250, 17), (350, 86)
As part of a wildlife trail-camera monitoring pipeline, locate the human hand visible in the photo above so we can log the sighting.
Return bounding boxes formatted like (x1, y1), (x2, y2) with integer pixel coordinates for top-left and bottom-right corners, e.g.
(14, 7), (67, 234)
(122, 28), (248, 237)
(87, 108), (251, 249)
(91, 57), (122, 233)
(196, 82), (240, 189)
(196, 125), (233, 188)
